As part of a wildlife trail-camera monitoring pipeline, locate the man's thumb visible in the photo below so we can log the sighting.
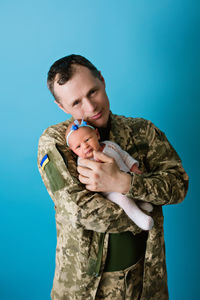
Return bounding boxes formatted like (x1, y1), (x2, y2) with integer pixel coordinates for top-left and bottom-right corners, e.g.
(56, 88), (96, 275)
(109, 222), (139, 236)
(93, 151), (112, 163)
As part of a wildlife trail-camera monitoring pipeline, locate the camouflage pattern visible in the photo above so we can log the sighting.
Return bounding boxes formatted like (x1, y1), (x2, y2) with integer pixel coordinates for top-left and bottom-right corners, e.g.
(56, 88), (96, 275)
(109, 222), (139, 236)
(96, 256), (144, 300)
(37, 112), (188, 300)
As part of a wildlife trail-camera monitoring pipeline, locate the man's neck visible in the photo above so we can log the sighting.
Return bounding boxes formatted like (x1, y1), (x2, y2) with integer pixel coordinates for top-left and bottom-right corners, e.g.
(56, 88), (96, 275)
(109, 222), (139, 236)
(98, 115), (111, 141)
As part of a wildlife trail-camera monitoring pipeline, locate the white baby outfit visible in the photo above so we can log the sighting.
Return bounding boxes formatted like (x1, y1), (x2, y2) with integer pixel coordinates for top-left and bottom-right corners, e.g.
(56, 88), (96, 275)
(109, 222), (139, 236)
(78, 140), (154, 230)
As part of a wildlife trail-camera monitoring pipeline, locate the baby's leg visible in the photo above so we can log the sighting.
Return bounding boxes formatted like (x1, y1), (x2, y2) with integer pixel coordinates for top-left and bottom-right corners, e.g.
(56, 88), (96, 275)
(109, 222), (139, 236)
(104, 192), (154, 231)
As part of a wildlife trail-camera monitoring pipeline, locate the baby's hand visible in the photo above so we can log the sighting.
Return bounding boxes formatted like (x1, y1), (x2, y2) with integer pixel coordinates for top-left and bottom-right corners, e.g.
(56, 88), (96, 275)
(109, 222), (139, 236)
(130, 164), (142, 174)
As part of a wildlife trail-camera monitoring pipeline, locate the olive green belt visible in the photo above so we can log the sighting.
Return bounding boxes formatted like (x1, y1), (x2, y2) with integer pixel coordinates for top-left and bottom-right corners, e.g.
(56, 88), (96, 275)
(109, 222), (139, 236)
(104, 231), (148, 272)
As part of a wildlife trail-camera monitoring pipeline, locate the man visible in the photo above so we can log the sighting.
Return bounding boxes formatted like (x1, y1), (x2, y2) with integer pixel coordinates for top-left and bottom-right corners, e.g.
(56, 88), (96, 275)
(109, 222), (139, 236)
(37, 54), (188, 300)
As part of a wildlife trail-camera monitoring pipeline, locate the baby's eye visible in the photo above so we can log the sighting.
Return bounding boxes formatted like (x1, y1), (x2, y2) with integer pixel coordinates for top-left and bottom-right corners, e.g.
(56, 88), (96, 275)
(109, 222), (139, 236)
(76, 145), (80, 149)
(85, 138), (90, 142)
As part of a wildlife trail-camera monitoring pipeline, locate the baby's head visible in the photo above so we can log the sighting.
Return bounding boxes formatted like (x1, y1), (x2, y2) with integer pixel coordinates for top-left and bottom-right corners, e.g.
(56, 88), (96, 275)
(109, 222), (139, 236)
(65, 119), (100, 159)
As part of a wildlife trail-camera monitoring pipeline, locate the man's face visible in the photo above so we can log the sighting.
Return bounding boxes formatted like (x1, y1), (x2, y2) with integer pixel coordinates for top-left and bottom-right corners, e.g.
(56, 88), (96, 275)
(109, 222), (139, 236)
(53, 65), (110, 128)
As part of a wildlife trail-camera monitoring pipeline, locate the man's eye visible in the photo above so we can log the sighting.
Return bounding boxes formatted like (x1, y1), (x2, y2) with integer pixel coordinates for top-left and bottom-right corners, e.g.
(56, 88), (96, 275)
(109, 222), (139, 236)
(85, 138), (90, 142)
(76, 145), (80, 149)
(90, 89), (97, 96)
(73, 100), (80, 106)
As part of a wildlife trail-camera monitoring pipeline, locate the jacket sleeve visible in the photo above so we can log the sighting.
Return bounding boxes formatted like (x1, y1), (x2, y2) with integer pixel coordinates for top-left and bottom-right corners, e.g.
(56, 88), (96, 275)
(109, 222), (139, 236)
(37, 127), (142, 235)
(125, 120), (189, 205)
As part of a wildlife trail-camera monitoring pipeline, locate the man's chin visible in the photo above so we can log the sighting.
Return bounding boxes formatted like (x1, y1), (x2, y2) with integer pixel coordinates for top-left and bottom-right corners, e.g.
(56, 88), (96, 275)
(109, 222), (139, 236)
(89, 115), (108, 128)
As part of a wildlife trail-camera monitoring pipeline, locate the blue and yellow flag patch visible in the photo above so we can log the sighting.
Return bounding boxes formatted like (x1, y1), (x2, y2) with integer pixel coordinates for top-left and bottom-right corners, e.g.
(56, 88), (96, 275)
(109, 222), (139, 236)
(40, 154), (49, 170)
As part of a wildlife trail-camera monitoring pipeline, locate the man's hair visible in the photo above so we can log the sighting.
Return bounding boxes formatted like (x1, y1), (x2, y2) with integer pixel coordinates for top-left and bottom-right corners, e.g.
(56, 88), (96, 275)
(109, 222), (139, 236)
(47, 54), (101, 102)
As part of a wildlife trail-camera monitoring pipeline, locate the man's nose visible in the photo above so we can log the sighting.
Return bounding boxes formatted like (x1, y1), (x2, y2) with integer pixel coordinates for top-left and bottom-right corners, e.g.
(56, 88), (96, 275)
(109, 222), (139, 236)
(83, 98), (96, 112)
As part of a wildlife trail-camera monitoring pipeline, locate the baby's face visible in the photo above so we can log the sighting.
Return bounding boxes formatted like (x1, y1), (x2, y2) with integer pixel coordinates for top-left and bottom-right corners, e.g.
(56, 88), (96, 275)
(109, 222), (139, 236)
(68, 127), (100, 159)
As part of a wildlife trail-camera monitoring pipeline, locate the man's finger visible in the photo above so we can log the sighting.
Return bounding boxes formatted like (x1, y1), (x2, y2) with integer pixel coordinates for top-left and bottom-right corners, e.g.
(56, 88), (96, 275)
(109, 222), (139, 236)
(93, 151), (113, 163)
(79, 174), (90, 184)
(85, 184), (99, 192)
(78, 158), (101, 170)
(77, 166), (93, 177)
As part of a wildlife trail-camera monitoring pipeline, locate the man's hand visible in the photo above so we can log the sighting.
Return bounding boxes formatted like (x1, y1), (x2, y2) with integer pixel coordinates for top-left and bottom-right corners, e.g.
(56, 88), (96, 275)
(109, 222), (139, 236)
(77, 151), (131, 194)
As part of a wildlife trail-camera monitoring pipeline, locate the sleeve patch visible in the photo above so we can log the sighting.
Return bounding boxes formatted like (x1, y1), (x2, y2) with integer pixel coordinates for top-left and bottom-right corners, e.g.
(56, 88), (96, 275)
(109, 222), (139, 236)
(40, 154), (49, 170)
(42, 152), (66, 193)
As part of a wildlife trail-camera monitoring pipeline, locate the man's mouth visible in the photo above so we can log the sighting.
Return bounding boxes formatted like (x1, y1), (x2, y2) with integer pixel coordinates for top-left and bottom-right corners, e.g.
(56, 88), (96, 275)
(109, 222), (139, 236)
(90, 111), (102, 120)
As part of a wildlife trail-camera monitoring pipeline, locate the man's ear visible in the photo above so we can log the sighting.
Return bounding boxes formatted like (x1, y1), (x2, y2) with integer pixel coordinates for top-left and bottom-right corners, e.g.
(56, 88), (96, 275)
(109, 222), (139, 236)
(54, 100), (69, 114)
(99, 71), (105, 87)
(95, 128), (100, 140)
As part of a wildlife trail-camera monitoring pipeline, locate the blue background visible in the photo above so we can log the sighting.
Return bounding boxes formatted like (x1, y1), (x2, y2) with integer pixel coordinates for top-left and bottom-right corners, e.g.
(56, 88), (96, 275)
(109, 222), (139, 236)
(1, 1), (199, 299)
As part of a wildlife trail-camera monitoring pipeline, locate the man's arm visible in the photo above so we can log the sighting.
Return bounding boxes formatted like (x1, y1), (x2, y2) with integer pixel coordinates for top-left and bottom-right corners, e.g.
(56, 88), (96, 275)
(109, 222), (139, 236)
(78, 119), (188, 206)
(125, 120), (189, 205)
(37, 126), (142, 234)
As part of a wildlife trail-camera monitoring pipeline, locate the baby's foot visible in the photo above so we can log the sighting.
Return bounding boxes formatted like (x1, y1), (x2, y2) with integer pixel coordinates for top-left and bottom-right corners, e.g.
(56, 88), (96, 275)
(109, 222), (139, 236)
(138, 215), (154, 231)
(138, 202), (153, 212)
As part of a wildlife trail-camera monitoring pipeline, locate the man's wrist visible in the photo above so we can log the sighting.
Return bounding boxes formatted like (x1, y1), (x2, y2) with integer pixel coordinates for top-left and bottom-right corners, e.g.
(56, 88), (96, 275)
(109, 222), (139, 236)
(118, 171), (132, 194)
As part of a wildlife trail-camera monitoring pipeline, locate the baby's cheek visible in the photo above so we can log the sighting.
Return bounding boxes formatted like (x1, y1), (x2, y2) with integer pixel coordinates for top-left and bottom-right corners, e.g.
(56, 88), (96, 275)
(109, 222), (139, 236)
(74, 149), (82, 158)
(79, 151), (88, 159)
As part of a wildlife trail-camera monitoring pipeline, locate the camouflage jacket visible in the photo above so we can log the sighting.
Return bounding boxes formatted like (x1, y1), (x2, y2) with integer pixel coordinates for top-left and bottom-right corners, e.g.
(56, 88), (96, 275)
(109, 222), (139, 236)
(37, 112), (188, 300)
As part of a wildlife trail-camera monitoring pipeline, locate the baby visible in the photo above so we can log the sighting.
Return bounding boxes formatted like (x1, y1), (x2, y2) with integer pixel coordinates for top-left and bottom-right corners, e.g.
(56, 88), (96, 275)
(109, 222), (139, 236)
(66, 119), (154, 231)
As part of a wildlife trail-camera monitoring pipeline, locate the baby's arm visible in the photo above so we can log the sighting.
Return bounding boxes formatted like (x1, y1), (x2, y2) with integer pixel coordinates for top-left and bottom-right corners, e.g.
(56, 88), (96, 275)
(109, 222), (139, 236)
(108, 142), (139, 170)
